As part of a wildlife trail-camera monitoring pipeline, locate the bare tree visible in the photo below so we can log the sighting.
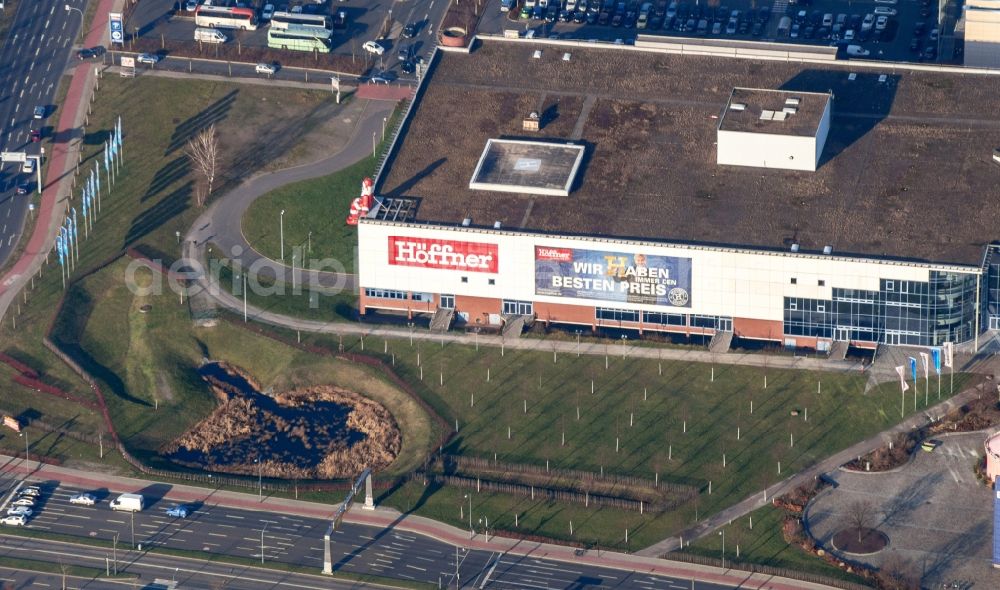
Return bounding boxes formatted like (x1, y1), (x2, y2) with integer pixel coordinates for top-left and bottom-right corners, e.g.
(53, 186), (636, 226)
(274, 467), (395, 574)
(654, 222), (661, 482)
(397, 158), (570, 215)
(846, 499), (876, 543)
(185, 124), (220, 206)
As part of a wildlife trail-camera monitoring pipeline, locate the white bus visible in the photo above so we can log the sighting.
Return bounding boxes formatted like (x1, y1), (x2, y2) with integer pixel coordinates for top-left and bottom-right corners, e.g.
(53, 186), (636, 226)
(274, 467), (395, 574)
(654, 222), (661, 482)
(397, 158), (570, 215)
(267, 23), (332, 53)
(194, 5), (258, 30)
(269, 10), (331, 31)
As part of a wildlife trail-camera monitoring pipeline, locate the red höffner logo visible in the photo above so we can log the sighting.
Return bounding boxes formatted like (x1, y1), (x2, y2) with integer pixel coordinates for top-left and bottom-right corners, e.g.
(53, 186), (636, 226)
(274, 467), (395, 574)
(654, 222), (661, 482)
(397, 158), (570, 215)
(388, 237), (498, 273)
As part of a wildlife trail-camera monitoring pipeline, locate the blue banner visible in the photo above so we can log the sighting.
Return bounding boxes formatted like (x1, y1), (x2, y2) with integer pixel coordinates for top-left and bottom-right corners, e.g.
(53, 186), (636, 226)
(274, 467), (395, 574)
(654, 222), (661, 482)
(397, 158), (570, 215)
(932, 348), (941, 374)
(535, 246), (692, 308)
(109, 12), (124, 45)
(909, 356), (918, 381)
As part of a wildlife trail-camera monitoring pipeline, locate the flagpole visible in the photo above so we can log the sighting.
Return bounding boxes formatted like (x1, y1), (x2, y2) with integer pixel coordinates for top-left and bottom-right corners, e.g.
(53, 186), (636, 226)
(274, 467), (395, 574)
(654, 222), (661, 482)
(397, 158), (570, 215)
(938, 373), (941, 400)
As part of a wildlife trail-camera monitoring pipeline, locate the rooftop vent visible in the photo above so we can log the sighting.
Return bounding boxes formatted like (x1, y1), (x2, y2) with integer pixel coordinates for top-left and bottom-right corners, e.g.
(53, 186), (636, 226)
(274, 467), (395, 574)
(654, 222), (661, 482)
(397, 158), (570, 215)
(532, 50), (542, 59)
(782, 106), (798, 115)
(523, 111), (540, 132)
(791, 243), (800, 253)
(562, 52), (571, 61)
(772, 111), (788, 121)
(848, 72), (857, 81)
(730, 102), (747, 111)
(461, 218), (472, 227)
(784, 97), (801, 106)
(823, 245), (833, 255)
(993, 148), (1000, 165)
(493, 221), (502, 229)
(878, 74), (888, 83)
(760, 110), (775, 121)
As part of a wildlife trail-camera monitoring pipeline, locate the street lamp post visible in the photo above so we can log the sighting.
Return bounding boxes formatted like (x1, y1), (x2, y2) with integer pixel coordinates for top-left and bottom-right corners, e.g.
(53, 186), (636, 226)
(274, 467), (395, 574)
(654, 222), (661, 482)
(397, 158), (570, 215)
(291, 251), (297, 291)
(464, 494), (472, 534)
(64, 3), (84, 18)
(261, 522), (269, 564)
(382, 117), (387, 141)
(19, 430), (29, 476)
(307, 230), (312, 254)
(279, 209), (286, 260)
(130, 512), (135, 550)
(719, 529), (725, 570)
(256, 458), (262, 500)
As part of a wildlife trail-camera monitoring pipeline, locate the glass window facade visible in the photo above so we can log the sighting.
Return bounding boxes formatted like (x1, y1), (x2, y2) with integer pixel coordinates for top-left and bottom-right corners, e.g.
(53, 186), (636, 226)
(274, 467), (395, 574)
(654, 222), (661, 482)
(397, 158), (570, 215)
(596, 308), (640, 322)
(503, 300), (533, 315)
(986, 245), (1000, 330)
(644, 311), (687, 325)
(364, 288), (407, 300)
(783, 271), (978, 345)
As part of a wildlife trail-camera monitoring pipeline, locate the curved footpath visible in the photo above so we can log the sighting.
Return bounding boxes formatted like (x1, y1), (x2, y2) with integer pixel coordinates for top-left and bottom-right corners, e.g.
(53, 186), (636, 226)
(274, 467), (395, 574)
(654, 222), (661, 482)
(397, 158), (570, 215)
(186, 97), (397, 291)
(0, 455), (839, 590)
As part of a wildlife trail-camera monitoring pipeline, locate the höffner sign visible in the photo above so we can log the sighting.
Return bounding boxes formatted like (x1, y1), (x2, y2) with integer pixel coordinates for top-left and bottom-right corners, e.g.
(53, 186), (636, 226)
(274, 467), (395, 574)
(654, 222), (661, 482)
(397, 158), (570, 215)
(388, 237), (499, 273)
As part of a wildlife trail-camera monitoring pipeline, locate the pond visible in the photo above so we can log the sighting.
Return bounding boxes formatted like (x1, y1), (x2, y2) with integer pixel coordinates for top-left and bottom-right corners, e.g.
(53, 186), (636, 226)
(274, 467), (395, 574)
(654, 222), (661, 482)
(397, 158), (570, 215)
(164, 362), (400, 478)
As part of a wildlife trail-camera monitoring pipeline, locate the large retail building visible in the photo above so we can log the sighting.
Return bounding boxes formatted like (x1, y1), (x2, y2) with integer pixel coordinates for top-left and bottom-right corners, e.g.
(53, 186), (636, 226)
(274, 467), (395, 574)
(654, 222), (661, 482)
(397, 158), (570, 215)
(357, 41), (1000, 351)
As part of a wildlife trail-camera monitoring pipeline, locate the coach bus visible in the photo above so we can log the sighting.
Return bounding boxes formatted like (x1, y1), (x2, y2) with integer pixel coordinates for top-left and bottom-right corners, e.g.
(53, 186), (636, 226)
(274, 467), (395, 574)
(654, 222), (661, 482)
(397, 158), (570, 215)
(266, 24), (332, 53)
(269, 10), (331, 31)
(194, 5), (258, 30)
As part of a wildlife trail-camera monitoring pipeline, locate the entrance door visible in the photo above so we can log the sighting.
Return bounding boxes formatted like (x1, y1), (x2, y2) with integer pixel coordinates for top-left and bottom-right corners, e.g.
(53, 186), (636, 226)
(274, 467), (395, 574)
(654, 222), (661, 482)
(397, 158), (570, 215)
(439, 294), (455, 309)
(834, 327), (851, 341)
(717, 317), (733, 331)
(883, 331), (901, 345)
(991, 316), (1000, 331)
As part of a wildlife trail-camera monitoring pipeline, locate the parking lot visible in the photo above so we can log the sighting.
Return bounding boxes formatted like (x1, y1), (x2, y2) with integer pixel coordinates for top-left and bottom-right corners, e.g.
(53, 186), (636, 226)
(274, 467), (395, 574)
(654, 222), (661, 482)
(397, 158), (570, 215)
(479, 0), (956, 63)
(127, 0), (443, 76)
(806, 432), (998, 588)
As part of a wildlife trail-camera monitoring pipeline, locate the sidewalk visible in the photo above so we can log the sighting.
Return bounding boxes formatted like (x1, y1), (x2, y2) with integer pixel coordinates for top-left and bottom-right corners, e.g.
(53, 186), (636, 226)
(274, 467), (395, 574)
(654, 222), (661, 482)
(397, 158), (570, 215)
(0, 455), (839, 590)
(0, 0), (119, 319)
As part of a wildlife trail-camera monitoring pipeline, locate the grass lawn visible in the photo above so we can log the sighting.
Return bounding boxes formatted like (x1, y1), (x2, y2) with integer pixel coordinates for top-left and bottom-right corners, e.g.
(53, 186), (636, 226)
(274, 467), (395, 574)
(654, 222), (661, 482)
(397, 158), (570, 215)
(240, 150), (373, 276)
(679, 504), (866, 583)
(290, 329), (970, 549)
(0, 76), (340, 462)
(55, 257), (437, 475)
(208, 247), (359, 323)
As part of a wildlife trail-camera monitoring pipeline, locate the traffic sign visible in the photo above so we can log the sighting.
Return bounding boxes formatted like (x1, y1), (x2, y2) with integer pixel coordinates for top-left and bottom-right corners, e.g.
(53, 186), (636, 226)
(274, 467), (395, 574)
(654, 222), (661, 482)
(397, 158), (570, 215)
(121, 56), (135, 68)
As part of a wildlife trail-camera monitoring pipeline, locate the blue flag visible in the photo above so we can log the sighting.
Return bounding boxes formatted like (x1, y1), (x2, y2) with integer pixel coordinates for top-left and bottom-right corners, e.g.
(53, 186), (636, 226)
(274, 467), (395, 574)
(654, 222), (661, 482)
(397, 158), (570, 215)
(931, 348), (941, 374)
(103, 142), (110, 174)
(82, 187), (88, 218)
(909, 357), (918, 381)
(116, 116), (122, 150)
(56, 235), (64, 267)
(95, 161), (100, 195)
(71, 208), (78, 243)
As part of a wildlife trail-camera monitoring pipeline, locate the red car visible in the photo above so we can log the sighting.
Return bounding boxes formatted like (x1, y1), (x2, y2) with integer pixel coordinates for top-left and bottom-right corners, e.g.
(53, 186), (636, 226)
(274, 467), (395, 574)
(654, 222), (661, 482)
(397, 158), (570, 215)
(29, 129), (41, 143)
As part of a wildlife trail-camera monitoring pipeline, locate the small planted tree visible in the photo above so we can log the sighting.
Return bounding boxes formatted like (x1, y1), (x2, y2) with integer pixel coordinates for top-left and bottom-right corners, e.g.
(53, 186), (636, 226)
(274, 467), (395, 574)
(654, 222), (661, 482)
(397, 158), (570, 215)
(847, 499), (876, 543)
(185, 124), (220, 206)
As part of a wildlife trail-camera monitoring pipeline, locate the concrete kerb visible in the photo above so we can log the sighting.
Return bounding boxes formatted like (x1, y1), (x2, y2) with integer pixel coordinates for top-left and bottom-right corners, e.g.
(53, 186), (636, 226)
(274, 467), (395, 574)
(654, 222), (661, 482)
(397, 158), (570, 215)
(107, 49), (365, 83)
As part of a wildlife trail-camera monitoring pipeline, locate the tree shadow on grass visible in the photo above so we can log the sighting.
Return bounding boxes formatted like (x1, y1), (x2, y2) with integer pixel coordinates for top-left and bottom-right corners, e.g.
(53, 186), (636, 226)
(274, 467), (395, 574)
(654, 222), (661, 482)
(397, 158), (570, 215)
(124, 181), (193, 247)
(164, 89), (239, 156)
(142, 156), (190, 202)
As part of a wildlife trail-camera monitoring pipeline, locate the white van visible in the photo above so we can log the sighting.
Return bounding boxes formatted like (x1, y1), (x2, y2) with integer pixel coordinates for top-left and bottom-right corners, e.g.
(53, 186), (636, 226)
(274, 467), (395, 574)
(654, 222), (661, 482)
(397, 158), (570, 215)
(873, 7), (897, 15)
(194, 27), (228, 43)
(109, 493), (145, 512)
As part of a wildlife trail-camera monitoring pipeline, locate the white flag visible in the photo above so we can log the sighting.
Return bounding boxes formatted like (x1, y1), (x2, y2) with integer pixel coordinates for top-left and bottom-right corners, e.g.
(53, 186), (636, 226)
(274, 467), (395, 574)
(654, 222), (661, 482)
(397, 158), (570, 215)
(895, 365), (909, 393)
(919, 352), (929, 379)
(943, 342), (954, 368)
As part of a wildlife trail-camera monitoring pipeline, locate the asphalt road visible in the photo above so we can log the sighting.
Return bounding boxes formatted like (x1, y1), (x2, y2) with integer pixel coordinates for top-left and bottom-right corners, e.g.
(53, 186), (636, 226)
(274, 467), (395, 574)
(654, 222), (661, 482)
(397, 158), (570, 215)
(0, 474), (738, 589)
(0, 0), (83, 267)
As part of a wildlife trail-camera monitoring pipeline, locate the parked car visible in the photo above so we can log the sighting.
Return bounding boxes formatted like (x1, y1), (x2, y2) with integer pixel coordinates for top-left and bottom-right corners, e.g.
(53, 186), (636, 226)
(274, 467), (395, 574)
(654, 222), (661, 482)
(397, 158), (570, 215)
(290, 4), (302, 12)
(77, 47), (102, 59)
(400, 60), (415, 74)
(255, 62), (278, 75)
(22, 158), (34, 174)
(875, 15), (888, 30)
(6, 506), (32, 518)
(30, 129), (41, 142)
(136, 53), (161, 64)
(873, 7), (897, 16)
(846, 44), (870, 56)
(185, 1), (198, 11)
(32, 106), (45, 119)
(0, 515), (26, 527)
(11, 498), (35, 508)
(69, 493), (97, 506)
(402, 23), (417, 38)
(261, 3), (275, 19)
(165, 505), (190, 518)
(19, 486), (41, 498)
(362, 40), (385, 55)
(15, 182), (29, 195)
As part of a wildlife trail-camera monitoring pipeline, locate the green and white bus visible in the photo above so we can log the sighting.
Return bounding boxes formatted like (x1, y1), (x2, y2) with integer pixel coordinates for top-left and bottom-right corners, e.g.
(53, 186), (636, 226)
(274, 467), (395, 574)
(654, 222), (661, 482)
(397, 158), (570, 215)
(266, 24), (332, 53)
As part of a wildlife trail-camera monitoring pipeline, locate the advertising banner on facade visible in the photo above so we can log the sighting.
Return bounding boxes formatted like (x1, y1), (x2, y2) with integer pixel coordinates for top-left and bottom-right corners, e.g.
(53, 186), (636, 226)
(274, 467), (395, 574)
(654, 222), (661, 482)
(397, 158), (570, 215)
(388, 236), (498, 273)
(109, 12), (124, 45)
(535, 246), (692, 307)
